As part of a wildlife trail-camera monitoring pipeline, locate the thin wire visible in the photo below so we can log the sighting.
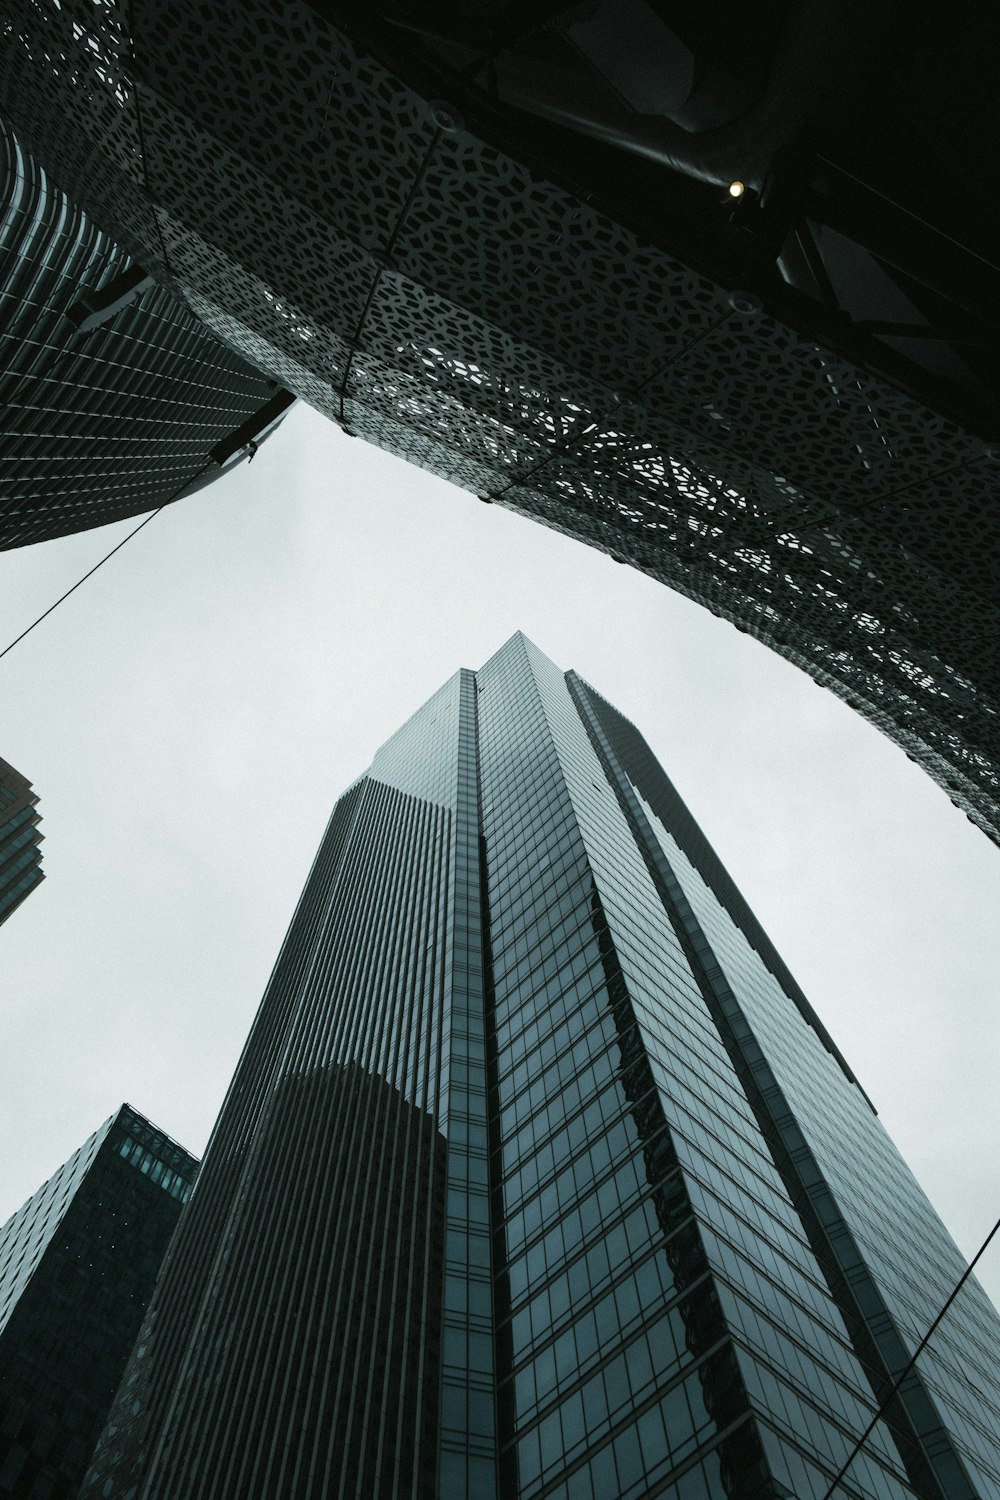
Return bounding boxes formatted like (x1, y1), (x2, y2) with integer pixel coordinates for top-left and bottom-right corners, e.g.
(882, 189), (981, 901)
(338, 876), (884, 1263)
(820, 1207), (1000, 1498)
(0, 505), (165, 664)
(815, 154), (1000, 276)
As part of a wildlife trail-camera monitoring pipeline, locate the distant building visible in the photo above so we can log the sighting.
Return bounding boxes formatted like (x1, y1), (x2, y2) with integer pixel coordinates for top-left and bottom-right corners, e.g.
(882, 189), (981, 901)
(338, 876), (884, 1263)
(83, 635), (1000, 1499)
(0, 1106), (197, 1499)
(0, 115), (291, 550)
(0, 755), (43, 926)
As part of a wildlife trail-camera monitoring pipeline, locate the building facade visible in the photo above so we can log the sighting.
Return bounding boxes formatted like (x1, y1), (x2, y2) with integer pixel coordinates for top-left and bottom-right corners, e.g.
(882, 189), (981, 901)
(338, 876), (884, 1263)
(83, 635), (1000, 1500)
(0, 1104), (197, 1499)
(0, 113), (290, 550)
(0, 753), (43, 926)
(1, 0), (998, 841)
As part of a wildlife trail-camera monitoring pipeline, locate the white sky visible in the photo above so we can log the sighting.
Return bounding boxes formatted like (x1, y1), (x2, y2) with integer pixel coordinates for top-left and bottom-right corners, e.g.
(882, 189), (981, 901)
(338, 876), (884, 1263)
(1, 402), (998, 1313)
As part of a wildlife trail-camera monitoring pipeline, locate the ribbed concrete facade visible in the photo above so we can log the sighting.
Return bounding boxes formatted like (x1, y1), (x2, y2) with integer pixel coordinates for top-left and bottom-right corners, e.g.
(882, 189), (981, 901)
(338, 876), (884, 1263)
(84, 636), (1000, 1499)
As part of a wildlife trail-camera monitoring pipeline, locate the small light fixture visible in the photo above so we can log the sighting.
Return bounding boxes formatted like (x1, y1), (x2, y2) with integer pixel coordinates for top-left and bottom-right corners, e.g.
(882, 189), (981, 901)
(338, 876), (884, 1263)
(727, 290), (763, 317)
(430, 101), (463, 133)
(728, 180), (745, 199)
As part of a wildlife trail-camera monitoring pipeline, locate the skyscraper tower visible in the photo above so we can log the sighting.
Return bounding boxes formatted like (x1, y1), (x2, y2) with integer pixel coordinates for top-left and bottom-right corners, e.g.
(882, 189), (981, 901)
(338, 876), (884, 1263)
(84, 635), (1000, 1499)
(0, 114), (290, 550)
(0, 1105), (197, 1499)
(0, 753), (43, 927)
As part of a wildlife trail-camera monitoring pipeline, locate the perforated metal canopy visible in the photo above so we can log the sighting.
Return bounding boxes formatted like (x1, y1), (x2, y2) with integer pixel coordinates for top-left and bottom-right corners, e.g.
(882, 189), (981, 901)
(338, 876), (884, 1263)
(2, 0), (997, 840)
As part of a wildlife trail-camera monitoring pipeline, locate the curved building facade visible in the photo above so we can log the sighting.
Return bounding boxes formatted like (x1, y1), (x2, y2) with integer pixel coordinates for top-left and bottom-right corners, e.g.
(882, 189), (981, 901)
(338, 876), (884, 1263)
(1, 2), (997, 840)
(0, 114), (288, 549)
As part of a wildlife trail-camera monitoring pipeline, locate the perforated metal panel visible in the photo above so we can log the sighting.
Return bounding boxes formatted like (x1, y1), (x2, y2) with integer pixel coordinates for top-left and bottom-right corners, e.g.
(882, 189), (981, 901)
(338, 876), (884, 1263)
(2, 0), (997, 840)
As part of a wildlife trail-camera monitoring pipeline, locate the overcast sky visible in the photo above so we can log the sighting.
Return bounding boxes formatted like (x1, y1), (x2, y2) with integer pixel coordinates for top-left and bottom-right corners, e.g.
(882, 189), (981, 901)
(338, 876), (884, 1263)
(1, 402), (998, 1311)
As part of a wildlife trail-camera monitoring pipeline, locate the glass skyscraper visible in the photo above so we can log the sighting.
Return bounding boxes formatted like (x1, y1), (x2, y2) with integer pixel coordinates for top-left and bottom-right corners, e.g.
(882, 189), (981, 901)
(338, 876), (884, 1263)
(0, 1105), (197, 1499)
(84, 635), (1000, 1499)
(0, 753), (43, 927)
(0, 114), (288, 550)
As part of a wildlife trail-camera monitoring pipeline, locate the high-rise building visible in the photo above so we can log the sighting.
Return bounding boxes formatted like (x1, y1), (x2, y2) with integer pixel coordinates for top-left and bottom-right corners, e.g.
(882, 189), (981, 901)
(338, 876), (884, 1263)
(2, 1), (998, 840)
(0, 753), (43, 927)
(0, 1104), (197, 1500)
(84, 634), (1000, 1500)
(0, 114), (292, 550)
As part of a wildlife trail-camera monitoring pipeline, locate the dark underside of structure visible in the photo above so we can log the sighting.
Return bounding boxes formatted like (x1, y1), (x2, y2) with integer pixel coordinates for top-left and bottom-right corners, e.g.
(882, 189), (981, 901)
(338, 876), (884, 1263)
(1, 0), (997, 838)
